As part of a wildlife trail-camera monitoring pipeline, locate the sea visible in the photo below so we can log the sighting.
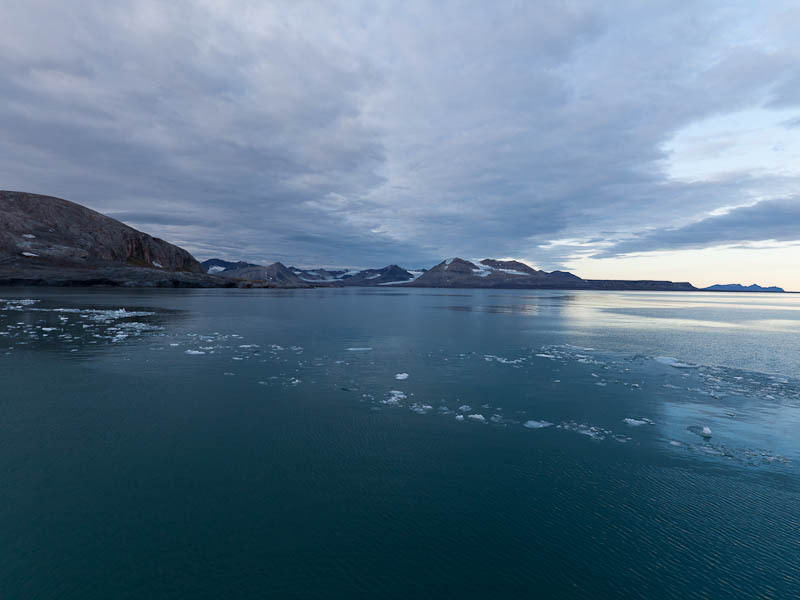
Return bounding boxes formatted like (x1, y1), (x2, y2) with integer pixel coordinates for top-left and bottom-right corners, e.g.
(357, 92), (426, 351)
(1, 288), (798, 599)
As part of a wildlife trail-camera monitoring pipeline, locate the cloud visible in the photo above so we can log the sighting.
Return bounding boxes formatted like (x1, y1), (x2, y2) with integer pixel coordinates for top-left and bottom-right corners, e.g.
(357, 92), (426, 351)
(1, 1), (799, 269)
(598, 198), (800, 257)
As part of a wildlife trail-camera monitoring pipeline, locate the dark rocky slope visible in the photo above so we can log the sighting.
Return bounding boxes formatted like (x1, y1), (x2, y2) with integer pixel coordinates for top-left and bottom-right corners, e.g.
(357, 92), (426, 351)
(1, 191), (203, 272)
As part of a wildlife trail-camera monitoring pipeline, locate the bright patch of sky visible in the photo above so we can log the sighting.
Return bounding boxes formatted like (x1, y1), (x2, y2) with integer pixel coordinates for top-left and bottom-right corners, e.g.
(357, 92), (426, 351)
(663, 108), (800, 181)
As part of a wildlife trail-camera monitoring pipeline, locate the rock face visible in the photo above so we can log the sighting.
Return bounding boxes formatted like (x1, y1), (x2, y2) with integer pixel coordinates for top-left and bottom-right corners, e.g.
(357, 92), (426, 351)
(0, 191), (204, 272)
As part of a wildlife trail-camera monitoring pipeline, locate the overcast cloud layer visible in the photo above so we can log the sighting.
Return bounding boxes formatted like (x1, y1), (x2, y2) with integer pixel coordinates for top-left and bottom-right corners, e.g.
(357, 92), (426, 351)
(1, 1), (799, 271)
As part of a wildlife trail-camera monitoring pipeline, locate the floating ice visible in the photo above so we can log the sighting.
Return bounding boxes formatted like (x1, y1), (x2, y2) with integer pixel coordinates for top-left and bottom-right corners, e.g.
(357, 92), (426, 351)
(524, 420), (553, 429)
(655, 356), (697, 369)
(458, 405), (472, 412)
(687, 425), (714, 439)
(455, 415), (464, 421)
(395, 373), (409, 380)
(484, 354), (525, 364)
(381, 390), (407, 405)
(467, 414), (486, 422)
(622, 418), (651, 426)
(347, 347), (372, 352)
(558, 421), (612, 441)
(185, 350), (206, 355)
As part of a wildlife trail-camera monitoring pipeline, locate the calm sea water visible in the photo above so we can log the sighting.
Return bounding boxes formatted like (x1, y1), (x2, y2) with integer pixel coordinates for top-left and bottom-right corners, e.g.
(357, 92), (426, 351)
(1, 288), (799, 599)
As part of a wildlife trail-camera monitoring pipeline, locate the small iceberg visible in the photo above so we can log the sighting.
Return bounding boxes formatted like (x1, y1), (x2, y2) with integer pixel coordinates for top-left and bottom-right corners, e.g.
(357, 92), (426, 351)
(687, 425), (713, 439)
(655, 356), (697, 369)
(395, 372), (409, 380)
(622, 417), (654, 427)
(523, 420), (553, 429)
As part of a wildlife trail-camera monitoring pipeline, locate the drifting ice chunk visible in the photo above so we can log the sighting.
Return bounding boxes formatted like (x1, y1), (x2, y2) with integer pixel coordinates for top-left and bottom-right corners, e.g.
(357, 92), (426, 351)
(655, 356), (697, 369)
(524, 420), (553, 429)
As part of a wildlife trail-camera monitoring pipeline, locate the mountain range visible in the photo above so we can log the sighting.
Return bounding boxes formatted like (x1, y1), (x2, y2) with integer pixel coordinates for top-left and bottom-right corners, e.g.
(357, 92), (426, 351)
(202, 256), (697, 291)
(0, 191), (778, 292)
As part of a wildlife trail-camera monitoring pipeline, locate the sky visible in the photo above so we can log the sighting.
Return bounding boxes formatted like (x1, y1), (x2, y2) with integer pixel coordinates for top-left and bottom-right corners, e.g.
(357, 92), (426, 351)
(1, 1), (799, 289)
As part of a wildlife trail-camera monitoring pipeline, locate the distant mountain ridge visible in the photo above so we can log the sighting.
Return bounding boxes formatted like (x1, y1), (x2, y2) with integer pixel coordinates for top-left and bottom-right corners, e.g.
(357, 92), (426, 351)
(217, 263), (311, 287)
(704, 283), (785, 293)
(201, 258), (260, 274)
(202, 255), (696, 291)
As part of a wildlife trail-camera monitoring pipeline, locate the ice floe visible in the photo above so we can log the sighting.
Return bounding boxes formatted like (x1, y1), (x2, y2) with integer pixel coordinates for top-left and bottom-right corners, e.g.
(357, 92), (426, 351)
(622, 417), (654, 426)
(524, 420), (553, 429)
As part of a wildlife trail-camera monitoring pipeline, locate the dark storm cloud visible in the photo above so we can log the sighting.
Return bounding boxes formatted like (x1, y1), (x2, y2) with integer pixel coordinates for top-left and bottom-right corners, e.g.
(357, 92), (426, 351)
(598, 199), (800, 257)
(1, 1), (799, 269)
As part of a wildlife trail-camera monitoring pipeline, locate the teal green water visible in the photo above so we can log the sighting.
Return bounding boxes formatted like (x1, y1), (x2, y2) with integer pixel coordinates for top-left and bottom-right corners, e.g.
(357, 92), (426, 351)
(1, 288), (799, 598)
